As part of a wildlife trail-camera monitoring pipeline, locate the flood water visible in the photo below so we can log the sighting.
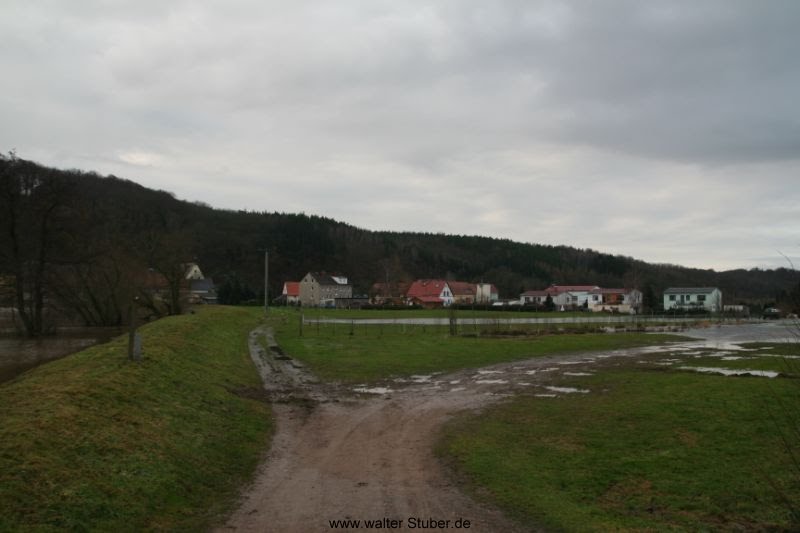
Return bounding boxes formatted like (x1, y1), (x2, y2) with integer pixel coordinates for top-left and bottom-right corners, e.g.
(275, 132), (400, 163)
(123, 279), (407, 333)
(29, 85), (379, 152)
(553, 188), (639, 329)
(680, 319), (798, 346)
(0, 328), (124, 384)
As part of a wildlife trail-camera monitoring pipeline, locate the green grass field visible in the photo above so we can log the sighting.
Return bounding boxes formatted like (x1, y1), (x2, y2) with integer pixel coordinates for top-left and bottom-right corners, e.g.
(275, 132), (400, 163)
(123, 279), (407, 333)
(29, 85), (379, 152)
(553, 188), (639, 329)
(0, 306), (272, 532)
(438, 347), (800, 531)
(295, 307), (601, 319)
(269, 308), (687, 383)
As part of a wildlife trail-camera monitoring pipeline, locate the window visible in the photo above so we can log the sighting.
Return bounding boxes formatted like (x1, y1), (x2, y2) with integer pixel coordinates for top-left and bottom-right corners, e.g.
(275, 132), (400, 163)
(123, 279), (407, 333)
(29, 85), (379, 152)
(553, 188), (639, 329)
(669, 295), (676, 301)
(698, 295), (706, 302)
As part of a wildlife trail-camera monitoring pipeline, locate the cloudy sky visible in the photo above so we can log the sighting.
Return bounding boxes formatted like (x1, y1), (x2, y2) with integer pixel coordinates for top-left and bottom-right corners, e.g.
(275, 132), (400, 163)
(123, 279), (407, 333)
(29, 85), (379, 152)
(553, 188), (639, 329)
(2, 1), (799, 271)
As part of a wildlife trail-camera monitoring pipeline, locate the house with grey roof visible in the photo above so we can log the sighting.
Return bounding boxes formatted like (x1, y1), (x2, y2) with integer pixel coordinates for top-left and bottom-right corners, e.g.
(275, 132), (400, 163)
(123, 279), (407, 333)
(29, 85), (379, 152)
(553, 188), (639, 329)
(663, 287), (722, 312)
(299, 272), (353, 307)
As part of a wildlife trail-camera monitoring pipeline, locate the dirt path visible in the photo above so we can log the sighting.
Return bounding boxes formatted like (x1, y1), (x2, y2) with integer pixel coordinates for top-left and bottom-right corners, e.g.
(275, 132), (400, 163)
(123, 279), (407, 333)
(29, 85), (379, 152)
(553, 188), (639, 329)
(219, 327), (698, 532)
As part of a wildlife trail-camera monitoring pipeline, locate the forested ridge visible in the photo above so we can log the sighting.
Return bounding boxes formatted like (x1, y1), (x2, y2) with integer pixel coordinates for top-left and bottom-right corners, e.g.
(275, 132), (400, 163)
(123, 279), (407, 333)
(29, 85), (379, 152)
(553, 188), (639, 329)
(1, 154), (797, 332)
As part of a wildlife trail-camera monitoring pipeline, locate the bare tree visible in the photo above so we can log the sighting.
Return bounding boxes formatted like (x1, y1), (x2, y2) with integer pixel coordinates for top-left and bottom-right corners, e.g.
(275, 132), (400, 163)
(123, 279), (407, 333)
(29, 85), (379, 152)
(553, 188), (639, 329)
(0, 153), (76, 336)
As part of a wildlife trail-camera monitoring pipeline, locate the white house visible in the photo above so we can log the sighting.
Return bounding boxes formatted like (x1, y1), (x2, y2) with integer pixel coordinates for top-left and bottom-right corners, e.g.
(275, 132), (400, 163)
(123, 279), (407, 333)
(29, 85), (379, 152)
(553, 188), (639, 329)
(587, 288), (642, 314)
(406, 279), (454, 307)
(475, 283), (499, 303)
(520, 290), (550, 305)
(663, 287), (722, 312)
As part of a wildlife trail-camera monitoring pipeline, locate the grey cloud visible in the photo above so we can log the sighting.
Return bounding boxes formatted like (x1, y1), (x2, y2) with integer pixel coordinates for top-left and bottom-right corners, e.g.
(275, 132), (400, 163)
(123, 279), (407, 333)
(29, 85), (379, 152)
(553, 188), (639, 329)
(1, 0), (799, 270)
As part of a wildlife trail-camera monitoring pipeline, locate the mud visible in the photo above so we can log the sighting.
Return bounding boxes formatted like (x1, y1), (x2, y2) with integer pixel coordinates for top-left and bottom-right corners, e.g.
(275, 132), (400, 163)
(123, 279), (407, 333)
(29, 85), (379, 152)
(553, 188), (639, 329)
(220, 324), (795, 532)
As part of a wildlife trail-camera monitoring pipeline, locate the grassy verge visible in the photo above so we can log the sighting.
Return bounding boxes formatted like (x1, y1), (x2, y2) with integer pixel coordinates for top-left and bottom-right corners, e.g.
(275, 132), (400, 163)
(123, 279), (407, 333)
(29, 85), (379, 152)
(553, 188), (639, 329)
(438, 367), (800, 531)
(0, 306), (271, 532)
(270, 309), (688, 383)
(296, 308), (599, 319)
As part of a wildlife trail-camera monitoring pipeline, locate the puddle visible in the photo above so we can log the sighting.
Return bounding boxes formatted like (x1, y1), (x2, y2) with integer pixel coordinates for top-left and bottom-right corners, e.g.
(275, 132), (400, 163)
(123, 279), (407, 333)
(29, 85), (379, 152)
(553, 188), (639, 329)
(410, 375), (433, 383)
(449, 380), (461, 384)
(677, 366), (779, 378)
(449, 387), (466, 392)
(721, 356), (748, 361)
(556, 361), (583, 365)
(544, 386), (590, 394)
(524, 370), (538, 375)
(564, 372), (593, 376)
(517, 382), (532, 386)
(475, 379), (508, 385)
(535, 394), (557, 398)
(353, 387), (393, 394)
(477, 370), (504, 375)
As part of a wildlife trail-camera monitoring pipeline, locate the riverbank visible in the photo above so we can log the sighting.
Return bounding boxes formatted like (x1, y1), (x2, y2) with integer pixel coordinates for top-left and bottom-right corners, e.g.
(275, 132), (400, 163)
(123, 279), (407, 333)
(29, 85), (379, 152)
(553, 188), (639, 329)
(0, 306), (272, 531)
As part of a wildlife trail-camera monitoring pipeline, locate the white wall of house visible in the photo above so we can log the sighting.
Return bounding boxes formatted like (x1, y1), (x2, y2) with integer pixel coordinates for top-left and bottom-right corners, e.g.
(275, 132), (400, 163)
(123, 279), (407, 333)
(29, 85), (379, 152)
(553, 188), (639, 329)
(553, 291), (591, 307)
(521, 294), (547, 304)
(663, 288), (722, 312)
(475, 283), (498, 303)
(439, 284), (454, 306)
(588, 290), (643, 314)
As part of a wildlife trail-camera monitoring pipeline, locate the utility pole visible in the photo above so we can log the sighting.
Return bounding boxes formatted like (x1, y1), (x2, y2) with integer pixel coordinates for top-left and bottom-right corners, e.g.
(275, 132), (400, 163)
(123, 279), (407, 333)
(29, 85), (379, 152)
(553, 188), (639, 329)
(264, 250), (269, 315)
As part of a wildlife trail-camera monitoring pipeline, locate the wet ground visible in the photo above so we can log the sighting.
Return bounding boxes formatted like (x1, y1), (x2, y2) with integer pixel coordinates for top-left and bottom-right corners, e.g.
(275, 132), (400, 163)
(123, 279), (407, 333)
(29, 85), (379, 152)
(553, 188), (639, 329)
(221, 322), (798, 532)
(0, 328), (124, 384)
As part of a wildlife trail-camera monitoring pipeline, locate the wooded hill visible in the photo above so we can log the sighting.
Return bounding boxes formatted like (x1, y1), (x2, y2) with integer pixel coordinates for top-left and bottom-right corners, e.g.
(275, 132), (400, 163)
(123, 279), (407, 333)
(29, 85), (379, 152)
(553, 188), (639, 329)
(1, 154), (797, 333)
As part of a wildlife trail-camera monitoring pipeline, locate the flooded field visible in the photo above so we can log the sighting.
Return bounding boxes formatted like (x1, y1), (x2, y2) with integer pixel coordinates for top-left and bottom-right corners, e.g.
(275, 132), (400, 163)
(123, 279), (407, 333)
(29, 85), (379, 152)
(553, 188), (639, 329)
(0, 328), (124, 384)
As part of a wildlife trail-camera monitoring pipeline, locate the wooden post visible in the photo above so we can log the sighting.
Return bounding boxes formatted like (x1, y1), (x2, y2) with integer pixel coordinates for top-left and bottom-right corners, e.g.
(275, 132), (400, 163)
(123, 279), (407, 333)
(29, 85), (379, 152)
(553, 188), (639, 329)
(264, 250), (269, 315)
(127, 296), (139, 361)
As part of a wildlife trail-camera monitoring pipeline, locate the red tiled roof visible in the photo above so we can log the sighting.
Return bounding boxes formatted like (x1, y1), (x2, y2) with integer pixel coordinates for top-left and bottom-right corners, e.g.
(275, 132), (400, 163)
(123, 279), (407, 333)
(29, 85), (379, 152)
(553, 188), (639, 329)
(589, 288), (629, 295)
(547, 285), (599, 293)
(447, 281), (476, 296)
(412, 296), (445, 303)
(284, 281), (300, 297)
(522, 290), (550, 297)
(407, 279), (449, 299)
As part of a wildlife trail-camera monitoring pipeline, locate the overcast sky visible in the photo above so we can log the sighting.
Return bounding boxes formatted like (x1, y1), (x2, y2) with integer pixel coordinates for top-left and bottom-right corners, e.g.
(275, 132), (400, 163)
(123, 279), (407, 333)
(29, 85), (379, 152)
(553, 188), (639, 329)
(2, 1), (799, 271)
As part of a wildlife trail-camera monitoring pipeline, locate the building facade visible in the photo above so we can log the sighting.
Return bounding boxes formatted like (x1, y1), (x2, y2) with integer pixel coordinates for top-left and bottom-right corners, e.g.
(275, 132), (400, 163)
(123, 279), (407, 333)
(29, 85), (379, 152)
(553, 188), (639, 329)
(299, 272), (353, 307)
(663, 287), (722, 312)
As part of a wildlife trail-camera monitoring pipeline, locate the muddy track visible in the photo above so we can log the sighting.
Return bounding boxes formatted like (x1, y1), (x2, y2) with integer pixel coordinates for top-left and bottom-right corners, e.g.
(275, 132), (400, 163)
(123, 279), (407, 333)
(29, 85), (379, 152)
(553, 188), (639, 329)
(220, 326), (742, 532)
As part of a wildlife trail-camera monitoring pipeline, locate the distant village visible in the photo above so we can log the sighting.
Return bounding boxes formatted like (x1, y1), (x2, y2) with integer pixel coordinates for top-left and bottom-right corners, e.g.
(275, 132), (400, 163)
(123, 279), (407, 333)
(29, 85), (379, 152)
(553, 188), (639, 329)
(122, 263), (734, 317)
(273, 271), (729, 315)
(0, 263), (740, 335)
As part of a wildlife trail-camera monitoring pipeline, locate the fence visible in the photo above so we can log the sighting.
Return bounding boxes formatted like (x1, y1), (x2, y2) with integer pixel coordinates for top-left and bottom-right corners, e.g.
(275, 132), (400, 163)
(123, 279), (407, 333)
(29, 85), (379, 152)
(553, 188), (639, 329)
(296, 313), (751, 338)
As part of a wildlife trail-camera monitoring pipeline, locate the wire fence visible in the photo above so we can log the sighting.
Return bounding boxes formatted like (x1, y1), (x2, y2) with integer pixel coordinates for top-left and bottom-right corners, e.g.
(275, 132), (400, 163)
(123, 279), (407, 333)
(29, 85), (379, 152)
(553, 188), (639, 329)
(295, 313), (756, 338)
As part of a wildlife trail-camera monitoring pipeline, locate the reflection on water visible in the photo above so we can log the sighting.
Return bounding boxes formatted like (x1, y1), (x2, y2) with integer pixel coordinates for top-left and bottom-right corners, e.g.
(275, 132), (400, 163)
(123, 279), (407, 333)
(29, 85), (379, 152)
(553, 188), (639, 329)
(680, 320), (798, 348)
(0, 329), (124, 384)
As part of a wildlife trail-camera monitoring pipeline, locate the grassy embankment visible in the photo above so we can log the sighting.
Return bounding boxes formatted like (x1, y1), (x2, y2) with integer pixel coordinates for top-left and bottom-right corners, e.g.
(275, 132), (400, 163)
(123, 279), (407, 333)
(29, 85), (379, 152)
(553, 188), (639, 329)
(438, 341), (800, 531)
(0, 306), (271, 532)
(269, 308), (688, 383)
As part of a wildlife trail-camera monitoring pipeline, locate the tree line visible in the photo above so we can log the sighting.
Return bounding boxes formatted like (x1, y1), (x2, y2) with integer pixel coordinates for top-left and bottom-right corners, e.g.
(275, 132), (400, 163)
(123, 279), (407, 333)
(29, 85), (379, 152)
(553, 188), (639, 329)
(1, 153), (797, 336)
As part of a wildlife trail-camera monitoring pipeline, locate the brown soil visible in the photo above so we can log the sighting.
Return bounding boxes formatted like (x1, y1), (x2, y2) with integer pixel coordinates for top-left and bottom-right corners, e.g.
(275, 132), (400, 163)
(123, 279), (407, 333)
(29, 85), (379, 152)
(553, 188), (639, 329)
(219, 327), (677, 533)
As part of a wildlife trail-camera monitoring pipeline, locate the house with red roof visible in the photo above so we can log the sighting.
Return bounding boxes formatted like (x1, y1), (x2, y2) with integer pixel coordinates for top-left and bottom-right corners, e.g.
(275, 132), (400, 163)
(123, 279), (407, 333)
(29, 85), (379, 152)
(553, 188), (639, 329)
(520, 284), (642, 313)
(546, 285), (600, 309)
(520, 285), (599, 309)
(447, 281), (477, 305)
(280, 281), (300, 305)
(406, 279), (453, 308)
